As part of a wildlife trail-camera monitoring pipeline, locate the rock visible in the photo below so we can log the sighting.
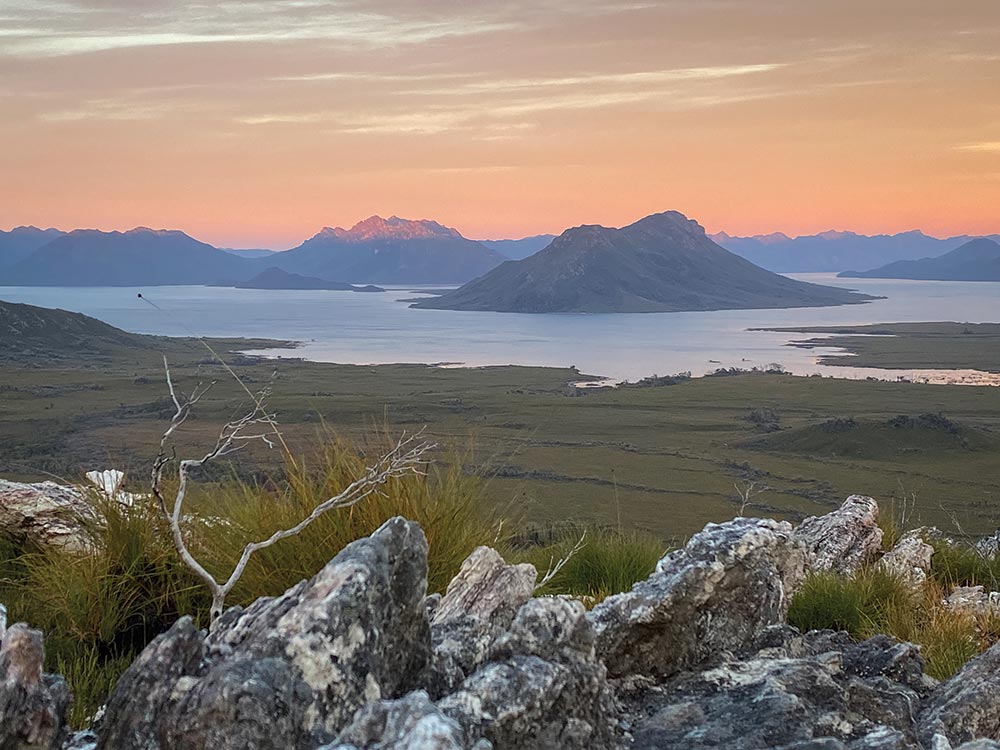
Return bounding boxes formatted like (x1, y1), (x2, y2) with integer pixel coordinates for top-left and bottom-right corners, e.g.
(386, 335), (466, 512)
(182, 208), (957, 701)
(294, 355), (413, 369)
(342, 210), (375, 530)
(919, 639), (1000, 746)
(588, 517), (808, 679)
(427, 547), (536, 696)
(439, 597), (613, 750)
(941, 586), (1000, 616)
(0, 479), (94, 553)
(622, 628), (929, 750)
(878, 529), (935, 586)
(795, 495), (883, 575)
(976, 531), (1000, 559)
(98, 517), (432, 750)
(0, 623), (71, 750)
(321, 691), (491, 750)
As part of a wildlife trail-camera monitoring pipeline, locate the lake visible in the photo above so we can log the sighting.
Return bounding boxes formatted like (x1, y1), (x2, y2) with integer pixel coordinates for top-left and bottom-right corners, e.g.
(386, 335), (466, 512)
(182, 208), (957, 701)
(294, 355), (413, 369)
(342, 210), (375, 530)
(1, 275), (998, 381)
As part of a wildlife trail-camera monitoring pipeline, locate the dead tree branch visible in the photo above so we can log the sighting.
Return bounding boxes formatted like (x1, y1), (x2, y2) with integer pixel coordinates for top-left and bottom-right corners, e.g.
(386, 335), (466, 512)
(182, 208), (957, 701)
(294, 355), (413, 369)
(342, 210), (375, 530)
(150, 356), (434, 622)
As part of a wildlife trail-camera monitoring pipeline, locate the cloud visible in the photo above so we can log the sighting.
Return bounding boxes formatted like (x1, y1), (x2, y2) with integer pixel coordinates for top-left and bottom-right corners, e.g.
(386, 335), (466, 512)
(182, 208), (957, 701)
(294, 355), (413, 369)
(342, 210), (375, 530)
(954, 141), (1000, 153)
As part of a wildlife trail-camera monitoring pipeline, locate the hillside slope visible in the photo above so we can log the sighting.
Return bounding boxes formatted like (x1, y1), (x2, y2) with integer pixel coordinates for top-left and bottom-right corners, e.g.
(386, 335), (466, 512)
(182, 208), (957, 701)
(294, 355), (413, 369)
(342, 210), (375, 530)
(413, 211), (876, 313)
(0, 227), (66, 272)
(839, 238), (1000, 281)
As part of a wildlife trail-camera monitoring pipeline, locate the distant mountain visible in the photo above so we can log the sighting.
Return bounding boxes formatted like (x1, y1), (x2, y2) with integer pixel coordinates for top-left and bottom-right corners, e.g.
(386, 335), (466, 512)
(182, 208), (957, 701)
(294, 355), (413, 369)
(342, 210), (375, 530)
(222, 248), (278, 259)
(713, 230), (1000, 273)
(4, 228), (253, 286)
(0, 227), (66, 272)
(262, 215), (505, 284)
(413, 211), (875, 313)
(235, 267), (384, 292)
(839, 238), (1000, 281)
(480, 234), (557, 261)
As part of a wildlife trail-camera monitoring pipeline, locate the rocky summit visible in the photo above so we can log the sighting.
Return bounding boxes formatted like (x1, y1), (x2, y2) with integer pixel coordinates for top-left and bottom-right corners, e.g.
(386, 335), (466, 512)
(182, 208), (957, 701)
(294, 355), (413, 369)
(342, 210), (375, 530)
(4, 494), (1000, 750)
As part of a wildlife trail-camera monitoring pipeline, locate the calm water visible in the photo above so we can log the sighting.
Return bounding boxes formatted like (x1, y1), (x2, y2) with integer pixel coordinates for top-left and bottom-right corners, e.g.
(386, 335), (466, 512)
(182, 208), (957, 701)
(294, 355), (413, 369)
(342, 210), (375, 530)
(2, 275), (998, 381)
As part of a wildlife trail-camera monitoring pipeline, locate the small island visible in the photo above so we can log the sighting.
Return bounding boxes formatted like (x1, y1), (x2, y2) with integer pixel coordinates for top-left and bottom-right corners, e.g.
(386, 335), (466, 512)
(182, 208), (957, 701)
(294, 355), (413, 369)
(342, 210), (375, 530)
(235, 267), (384, 292)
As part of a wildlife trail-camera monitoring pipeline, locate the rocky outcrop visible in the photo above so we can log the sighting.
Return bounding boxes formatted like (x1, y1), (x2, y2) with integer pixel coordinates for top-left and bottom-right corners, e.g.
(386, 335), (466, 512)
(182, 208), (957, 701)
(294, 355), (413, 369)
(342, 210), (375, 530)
(0, 622), (71, 750)
(919, 640), (1000, 746)
(589, 517), (809, 679)
(439, 597), (613, 750)
(427, 547), (537, 696)
(321, 691), (490, 750)
(794, 495), (883, 575)
(878, 529), (935, 586)
(942, 587), (1000, 617)
(0, 479), (93, 553)
(619, 626), (932, 750)
(98, 517), (432, 750)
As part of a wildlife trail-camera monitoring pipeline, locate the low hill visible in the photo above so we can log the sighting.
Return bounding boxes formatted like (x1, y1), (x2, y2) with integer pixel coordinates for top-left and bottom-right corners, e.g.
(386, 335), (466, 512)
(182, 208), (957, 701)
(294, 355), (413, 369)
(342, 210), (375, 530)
(480, 234), (557, 260)
(713, 229), (1000, 273)
(235, 267), (383, 292)
(0, 226), (66, 272)
(743, 414), (994, 460)
(412, 211), (876, 313)
(263, 215), (505, 284)
(0, 299), (291, 366)
(839, 238), (1000, 281)
(4, 228), (253, 286)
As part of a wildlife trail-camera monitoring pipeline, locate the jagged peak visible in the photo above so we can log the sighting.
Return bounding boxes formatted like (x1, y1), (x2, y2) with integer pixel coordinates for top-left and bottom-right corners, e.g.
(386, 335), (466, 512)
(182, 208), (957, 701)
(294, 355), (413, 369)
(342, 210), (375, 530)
(316, 215), (463, 242)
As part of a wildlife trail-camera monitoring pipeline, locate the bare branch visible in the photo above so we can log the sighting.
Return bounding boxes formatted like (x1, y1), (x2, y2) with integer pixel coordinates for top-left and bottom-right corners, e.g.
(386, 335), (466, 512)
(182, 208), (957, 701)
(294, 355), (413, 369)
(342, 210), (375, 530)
(535, 531), (587, 593)
(151, 356), (435, 622)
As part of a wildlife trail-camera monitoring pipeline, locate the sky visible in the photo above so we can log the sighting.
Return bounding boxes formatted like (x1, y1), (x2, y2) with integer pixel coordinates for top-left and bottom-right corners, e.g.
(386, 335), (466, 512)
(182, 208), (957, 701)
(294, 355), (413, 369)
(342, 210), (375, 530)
(1, 0), (999, 249)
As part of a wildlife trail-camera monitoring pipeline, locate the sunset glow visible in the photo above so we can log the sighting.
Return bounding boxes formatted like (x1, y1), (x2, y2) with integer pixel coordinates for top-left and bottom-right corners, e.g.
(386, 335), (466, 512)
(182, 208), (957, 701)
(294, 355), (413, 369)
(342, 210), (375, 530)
(2, 0), (999, 247)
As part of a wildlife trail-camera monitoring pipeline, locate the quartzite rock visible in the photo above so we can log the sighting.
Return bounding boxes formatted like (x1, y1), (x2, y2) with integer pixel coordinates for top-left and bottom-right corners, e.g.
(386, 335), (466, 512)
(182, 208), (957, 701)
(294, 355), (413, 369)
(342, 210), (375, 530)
(795, 495), (883, 576)
(919, 640), (1000, 746)
(0, 479), (94, 553)
(0, 623), (71, 750)
(589, 517), (809, 679)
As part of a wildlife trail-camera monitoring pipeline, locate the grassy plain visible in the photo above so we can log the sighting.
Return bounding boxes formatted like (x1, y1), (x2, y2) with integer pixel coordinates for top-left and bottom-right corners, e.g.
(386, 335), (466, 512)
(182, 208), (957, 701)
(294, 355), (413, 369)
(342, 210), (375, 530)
(2, 329), (1000, 539)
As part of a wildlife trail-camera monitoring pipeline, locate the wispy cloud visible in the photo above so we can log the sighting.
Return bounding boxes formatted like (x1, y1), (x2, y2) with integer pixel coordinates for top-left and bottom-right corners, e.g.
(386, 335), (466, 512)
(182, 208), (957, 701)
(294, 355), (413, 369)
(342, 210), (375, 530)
(954, 141), (1000, 153)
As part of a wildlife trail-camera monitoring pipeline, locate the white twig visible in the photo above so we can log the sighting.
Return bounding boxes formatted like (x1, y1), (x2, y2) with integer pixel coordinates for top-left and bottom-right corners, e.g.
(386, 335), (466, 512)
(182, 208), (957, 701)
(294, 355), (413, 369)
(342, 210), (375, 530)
(535, 531), (587, 593)
(150, 356), (435, 622)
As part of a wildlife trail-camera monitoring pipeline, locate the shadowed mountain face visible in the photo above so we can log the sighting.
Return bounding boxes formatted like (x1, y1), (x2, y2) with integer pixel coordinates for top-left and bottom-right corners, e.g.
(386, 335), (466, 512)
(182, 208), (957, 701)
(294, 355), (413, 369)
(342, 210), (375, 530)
(714, 230), (1000, 273)
(0, 227), (66, 271)
(262, 215), (506, 284)
(235, 267), (384, 292)
(480, 234), (557, 261)
(0, 299), (148, 361)
(3, 228), (253, 286)
(839, 238), (1000, 281)
(412, 211), (877, 313)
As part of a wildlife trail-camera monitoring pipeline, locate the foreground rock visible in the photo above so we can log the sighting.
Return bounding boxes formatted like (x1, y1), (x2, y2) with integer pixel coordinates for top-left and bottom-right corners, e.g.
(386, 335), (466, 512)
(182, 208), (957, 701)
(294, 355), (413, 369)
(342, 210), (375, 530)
(877, 529), (935, 586)
(919, 640), (1000, 746)
(0, 479), (93, 553)
(0, 622), (71, 750)
(438, 597), (613, 749)
(427, 546), (537, 696)
(794, 495), (883, 575)
(97, 517), (432, 750)
(620, 626), (933, 750)
(589, 517), (808, 679)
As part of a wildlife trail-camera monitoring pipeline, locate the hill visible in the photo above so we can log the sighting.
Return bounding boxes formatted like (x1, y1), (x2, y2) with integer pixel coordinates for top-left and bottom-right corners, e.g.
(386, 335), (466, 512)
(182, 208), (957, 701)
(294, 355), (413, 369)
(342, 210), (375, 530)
(234, 267), (383, 292)
(412, 211), (876, 313)
(262, 215), (505, 284)
(838, 238), (1000, 281)
(0, 226), (66, 272)
(713, 229), (1000, 273)
(4, 228), (253, 286)
(480, 234), (557, 260)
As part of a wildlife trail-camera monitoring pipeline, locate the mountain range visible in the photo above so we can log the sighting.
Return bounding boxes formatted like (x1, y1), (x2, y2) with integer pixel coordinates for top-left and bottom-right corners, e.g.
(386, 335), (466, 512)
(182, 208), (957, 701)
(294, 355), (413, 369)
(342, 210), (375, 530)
(4, 217), (998, 289)
(412, 211), (875, 313)
(839, 238), (1000, 281)
(714, 230), (1000, 273)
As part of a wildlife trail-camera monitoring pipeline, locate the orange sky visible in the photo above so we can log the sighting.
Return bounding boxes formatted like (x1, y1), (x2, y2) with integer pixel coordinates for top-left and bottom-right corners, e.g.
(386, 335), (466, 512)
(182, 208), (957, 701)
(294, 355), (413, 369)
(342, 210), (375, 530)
(1, 0), (999, 248)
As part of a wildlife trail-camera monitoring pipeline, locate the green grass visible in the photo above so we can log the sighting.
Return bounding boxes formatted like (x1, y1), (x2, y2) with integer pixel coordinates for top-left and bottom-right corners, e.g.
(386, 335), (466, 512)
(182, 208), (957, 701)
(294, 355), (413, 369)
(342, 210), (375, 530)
(788, 567), (1000, 680)
(519, 528), (665, 604)
(928, 540), (1000, 589)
